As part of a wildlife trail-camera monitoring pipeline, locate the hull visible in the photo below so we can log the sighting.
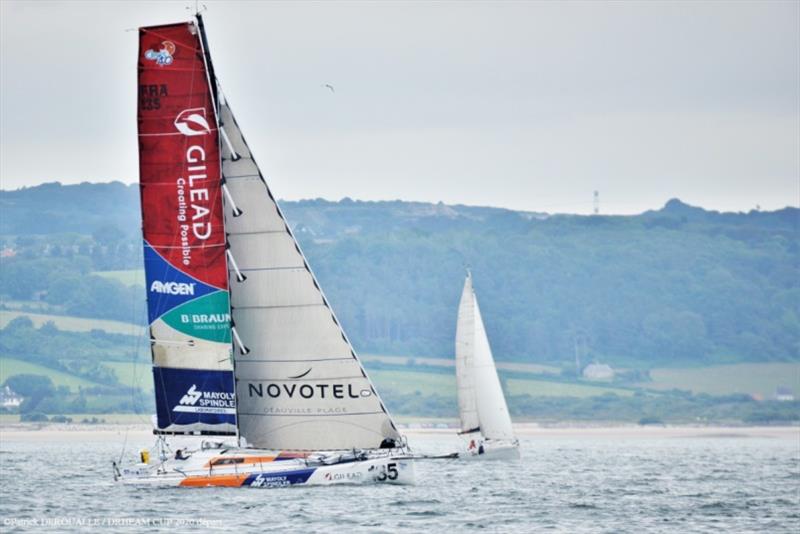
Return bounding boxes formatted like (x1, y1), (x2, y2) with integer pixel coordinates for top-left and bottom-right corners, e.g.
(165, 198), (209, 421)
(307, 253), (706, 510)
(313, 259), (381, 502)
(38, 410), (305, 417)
(462, 440), (520, 461)
(117, 445), (414, 487)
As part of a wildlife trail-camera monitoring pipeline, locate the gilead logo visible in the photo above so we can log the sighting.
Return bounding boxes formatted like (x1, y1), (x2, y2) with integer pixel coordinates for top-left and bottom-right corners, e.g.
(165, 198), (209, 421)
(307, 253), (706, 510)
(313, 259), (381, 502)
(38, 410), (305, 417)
(174, 108), (211, 136)
(150, 280), (196, 295)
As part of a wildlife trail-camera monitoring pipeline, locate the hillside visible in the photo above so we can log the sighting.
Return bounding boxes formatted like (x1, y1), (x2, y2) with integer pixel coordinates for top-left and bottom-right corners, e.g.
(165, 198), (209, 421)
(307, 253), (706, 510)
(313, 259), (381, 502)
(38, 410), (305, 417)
(0, 182), (798, 368)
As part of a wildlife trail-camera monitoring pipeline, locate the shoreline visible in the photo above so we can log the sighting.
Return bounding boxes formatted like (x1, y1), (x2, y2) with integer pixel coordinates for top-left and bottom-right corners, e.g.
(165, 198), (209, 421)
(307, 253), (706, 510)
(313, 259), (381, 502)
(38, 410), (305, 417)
(1, 422), (797, 442)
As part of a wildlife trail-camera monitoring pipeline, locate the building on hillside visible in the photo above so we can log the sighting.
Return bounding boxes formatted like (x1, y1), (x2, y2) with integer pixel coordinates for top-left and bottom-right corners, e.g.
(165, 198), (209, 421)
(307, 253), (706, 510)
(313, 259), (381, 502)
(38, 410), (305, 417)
(774, 387), (795, 402)
(0, 386), (23, 408)
(582, 362), (615, 381)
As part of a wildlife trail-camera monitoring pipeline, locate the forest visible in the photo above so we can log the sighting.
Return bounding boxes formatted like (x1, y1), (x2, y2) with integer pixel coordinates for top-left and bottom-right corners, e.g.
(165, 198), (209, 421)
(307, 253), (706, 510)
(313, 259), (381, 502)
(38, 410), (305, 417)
(1, 181), (797, 368)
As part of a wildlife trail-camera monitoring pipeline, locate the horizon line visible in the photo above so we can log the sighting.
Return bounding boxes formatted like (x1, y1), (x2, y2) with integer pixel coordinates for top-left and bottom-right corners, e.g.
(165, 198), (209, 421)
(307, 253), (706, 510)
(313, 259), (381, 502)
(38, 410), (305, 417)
(0, 179), (797, 217)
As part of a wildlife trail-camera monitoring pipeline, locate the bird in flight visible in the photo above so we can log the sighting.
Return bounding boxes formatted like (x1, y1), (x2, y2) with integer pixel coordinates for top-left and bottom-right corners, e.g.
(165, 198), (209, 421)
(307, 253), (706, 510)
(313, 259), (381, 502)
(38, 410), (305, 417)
(322, 83), (335, 93)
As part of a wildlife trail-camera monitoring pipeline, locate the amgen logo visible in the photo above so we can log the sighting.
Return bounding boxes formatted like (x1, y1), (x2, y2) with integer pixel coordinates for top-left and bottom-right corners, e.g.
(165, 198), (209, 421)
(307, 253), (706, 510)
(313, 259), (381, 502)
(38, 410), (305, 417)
(150, 280), (196, 295)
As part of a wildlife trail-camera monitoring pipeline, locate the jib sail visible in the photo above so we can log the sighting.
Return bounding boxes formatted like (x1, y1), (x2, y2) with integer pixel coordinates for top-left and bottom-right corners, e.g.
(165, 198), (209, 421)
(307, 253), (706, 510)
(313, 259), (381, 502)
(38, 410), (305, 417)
(138, 20), (235, 434)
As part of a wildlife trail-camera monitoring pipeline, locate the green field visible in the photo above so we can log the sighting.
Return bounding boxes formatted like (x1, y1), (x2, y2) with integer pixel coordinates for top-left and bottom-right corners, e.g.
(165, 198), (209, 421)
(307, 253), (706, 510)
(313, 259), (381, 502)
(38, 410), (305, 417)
(0, 413), (150, 424)
(0, 357), (100, 391)
(104, 361), (153, 392)
(641, 363), (800, 398)
(362, 353), (560, 375)
(369, 369), (456, 397)
(0, 310), (143, 336)
(368, 368), (633, 399)
(507, 378), (635, 398)
(93, 270), (144, 287)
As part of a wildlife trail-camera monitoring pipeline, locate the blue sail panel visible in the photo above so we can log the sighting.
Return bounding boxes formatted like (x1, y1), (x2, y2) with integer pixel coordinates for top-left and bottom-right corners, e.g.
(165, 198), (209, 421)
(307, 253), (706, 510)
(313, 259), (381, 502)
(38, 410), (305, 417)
(153, 367), (236, 432)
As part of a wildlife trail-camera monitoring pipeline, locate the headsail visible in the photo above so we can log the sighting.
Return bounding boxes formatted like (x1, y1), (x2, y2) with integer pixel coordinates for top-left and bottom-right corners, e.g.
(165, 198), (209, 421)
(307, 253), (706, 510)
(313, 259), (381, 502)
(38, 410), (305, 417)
(456, 274), (514, 440)
(216, 96), (401, 450)
(138, 21), (235, 434)
(455, 274), (480, 434)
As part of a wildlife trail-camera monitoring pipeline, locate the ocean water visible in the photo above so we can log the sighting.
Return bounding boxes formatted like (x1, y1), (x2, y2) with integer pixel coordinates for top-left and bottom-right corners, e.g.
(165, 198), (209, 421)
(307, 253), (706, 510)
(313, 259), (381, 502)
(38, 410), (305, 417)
(1, 431), (798, 533)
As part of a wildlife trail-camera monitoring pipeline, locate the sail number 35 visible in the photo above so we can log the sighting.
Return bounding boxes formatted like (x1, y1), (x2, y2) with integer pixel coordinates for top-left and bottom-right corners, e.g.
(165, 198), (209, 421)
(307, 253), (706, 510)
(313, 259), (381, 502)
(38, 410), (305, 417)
(375, 462), (399, 482)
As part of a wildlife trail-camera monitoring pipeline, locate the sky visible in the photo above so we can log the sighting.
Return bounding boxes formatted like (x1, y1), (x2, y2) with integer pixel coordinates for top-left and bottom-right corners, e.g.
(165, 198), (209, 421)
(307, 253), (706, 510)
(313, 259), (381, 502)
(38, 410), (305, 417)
(0, 0), (798, 214)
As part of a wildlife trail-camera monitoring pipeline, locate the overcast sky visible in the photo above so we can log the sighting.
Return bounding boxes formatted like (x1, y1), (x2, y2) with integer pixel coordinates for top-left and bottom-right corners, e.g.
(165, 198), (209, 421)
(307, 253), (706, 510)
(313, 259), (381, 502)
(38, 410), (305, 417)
(1, 0), (797, 214)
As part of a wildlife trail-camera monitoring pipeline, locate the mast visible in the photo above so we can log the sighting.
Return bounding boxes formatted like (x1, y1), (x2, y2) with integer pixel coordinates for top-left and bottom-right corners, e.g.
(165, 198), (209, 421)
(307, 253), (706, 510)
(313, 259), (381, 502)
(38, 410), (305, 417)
(137, 19), (235, 435)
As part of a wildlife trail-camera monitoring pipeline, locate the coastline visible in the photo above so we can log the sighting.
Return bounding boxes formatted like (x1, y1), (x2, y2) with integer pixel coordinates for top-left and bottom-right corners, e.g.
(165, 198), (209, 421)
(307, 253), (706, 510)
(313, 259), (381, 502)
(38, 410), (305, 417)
(1, 422), (797, 442)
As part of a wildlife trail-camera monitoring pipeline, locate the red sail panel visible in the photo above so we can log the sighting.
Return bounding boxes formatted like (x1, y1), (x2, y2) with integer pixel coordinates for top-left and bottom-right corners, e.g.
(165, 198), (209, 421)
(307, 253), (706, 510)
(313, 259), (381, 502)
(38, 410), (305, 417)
(138, 22), (226, 290)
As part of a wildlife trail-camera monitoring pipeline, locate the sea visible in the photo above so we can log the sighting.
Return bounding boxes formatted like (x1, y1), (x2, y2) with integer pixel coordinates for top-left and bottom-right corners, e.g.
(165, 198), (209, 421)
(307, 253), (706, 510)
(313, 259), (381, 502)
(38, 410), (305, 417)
(1, 429), (798, 533)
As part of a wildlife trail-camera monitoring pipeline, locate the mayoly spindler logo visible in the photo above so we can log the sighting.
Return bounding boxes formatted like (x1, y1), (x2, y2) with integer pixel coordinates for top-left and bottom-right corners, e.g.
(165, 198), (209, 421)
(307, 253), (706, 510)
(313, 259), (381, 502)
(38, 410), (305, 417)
(174, 108), (211, 136)
(179, 385), (202, 406)
(173, 384), (235, 414)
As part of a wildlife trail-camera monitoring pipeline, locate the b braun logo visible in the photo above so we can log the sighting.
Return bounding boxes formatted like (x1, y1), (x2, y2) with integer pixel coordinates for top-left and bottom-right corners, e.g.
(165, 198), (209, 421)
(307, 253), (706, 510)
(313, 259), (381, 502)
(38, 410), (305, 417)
(150, 280), (196, 295)
(174, 108), (211, 136)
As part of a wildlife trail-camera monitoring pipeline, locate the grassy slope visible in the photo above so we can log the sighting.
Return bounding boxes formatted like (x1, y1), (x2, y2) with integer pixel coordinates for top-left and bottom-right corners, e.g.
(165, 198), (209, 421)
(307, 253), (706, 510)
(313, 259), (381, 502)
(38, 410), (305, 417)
(93, 270), (143, 287)
(369, 369), (456, 397)
(0, 310), (143, 336)
(367, 368), (634, 398)
(506, 378), (634, 398)
(642, 363), (800, 397)
(104, 361), (153, 392)
(3, 309), (796, 401)
(0, 357), (100, 391)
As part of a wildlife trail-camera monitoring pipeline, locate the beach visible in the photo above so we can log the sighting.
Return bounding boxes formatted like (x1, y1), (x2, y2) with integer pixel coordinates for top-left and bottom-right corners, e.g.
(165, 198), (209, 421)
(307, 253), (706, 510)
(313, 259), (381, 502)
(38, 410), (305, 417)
(2, 422), (797, 443)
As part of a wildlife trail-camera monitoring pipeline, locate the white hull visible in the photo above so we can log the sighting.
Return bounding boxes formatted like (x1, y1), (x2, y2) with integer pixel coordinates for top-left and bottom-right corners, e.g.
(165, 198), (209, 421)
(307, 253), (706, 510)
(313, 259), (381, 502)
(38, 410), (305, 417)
(116, 444), (414, 488)
(462, 440), (520, 461)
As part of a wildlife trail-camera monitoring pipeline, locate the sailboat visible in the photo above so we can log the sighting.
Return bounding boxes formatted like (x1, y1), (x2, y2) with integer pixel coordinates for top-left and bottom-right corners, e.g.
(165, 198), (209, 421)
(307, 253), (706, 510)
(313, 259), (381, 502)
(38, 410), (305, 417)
(455, 272), (520, 459)
(114, 14), (414, 487)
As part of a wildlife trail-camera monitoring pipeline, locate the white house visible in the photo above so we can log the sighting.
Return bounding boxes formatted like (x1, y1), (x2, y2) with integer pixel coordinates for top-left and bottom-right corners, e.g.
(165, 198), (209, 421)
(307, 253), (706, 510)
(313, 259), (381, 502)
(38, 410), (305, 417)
(582, 362), (615, 381)
(0, 386), (23, 408)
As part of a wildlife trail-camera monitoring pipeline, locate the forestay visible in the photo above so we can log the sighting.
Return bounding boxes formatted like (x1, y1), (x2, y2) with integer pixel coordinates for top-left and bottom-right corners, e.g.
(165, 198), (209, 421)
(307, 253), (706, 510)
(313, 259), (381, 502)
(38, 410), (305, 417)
(217, 96), (401, 450)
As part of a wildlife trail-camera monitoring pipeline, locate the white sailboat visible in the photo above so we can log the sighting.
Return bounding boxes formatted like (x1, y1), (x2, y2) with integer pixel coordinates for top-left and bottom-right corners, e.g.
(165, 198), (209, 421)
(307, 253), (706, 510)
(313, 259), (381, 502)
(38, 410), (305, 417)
(114, 13), (415, 487)
(455, 272), (520, 459)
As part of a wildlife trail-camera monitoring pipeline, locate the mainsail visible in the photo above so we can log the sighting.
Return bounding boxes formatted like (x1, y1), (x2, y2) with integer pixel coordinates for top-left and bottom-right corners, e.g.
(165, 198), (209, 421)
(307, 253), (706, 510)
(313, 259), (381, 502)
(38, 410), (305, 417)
(218, 95), (402, 450)
(455, 274), (480, 434)
(138, 21), (235, 434)
(455, 274), (515, 440)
